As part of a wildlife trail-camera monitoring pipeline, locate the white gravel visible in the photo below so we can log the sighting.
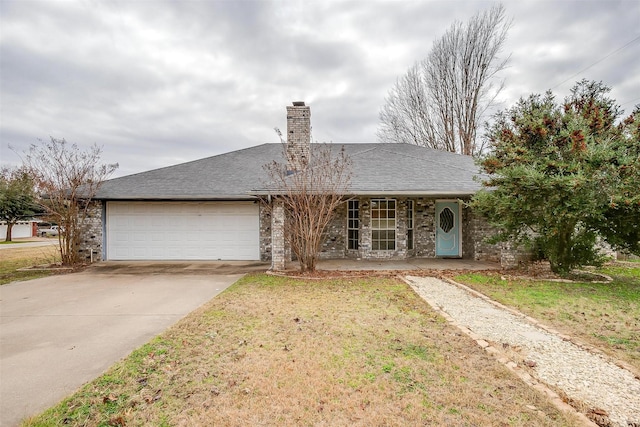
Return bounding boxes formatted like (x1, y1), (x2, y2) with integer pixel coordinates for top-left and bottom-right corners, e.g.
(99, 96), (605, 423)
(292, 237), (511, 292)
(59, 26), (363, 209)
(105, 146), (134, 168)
(406, 275), (640, 427)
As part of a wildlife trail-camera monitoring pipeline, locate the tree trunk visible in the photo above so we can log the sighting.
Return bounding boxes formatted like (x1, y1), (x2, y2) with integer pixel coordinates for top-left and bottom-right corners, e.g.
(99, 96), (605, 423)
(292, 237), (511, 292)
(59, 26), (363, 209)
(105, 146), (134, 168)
(5, 222), (13, 242)
(549, 227), (573, 274)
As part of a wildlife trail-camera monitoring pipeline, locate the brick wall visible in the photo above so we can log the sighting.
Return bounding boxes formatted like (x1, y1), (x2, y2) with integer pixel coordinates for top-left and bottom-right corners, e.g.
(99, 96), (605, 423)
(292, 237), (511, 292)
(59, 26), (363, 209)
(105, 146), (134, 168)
(414, 198), (436, 258)
(462, 204), (502, 262)
(77, 200), (103, 263)
(259, 203), (272, 262)
(318, 201), (348, 259)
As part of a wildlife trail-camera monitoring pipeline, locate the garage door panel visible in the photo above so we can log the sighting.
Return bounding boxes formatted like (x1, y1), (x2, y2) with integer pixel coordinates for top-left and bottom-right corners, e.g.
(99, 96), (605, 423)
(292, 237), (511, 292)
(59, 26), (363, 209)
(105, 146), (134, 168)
(106, 202), (260, 260)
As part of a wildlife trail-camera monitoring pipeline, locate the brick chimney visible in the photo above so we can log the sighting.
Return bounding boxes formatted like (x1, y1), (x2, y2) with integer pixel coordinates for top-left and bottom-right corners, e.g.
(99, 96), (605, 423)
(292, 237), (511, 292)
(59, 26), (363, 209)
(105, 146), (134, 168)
(286, 101), (310, 171)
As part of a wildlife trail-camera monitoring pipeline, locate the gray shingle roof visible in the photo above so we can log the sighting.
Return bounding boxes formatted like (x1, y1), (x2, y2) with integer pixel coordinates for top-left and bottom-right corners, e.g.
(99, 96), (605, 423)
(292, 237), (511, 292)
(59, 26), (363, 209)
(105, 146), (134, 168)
(95, 143), (485, 200)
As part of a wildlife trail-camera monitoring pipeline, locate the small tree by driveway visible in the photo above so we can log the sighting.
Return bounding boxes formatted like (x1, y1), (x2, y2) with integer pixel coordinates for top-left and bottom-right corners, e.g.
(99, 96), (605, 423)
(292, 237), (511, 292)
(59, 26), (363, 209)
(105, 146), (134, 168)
(23, 137), (118, 265)
(262, 138), (351, 272)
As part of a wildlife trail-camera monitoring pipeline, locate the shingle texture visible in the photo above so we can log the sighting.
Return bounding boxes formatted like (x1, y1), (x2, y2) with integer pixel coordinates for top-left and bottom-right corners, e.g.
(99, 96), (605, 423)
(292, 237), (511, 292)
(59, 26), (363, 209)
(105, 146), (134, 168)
(95, 143), (485, 200)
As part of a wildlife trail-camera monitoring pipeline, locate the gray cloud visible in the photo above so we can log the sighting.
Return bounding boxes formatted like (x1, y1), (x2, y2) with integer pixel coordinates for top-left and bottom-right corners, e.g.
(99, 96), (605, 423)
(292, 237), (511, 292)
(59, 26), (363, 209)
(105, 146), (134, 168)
(1, 0), (638, 177)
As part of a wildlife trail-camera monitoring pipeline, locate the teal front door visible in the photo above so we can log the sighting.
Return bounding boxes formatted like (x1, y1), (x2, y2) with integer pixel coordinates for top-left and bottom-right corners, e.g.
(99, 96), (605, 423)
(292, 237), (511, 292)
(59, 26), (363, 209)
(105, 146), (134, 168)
(435, 201), (461, 257)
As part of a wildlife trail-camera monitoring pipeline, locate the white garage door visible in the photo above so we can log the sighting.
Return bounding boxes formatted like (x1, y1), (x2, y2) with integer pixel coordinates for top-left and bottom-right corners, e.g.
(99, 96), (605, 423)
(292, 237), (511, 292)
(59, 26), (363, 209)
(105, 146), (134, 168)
(106, 201), (260, 260)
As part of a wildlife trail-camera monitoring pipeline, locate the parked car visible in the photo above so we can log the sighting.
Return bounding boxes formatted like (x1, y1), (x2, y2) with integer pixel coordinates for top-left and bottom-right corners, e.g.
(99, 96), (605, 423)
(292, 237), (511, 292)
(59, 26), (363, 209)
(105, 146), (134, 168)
(39, 225), (60, 237)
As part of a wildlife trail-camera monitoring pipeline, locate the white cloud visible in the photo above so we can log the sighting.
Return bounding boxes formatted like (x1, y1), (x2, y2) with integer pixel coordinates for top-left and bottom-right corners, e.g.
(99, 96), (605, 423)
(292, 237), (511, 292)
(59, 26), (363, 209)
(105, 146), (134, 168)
(1, 0), (638, 177)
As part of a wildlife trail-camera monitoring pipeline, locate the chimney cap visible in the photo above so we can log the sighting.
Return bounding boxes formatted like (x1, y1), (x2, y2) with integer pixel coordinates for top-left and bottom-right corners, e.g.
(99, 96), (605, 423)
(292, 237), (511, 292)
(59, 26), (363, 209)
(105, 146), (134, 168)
(292, 101), (306, 106)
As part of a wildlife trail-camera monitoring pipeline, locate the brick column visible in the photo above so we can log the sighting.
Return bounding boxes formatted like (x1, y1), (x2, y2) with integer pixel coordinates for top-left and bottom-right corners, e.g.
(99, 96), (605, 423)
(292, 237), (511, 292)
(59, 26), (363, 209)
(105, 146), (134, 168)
(271, 199), (286, 270)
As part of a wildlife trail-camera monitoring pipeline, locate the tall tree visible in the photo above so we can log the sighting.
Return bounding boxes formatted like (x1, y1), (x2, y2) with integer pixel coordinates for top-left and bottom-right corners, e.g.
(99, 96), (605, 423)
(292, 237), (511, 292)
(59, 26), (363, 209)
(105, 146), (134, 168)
(0, 167), (35, 242)
(22, 137), (118, 265)
(378, 4), (510, 156)
(262, 133), (352, 272)
(471, 80), (640, 274)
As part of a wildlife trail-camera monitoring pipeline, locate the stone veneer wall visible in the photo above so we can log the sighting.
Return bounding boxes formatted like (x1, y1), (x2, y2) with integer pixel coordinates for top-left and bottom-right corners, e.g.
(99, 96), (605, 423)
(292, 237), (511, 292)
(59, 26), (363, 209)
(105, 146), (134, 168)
(270, 200), (286, 270)
(259, 203), (272, 262)
(77, 200), (103, 262)
(318, 201), (348, 259)
(500, 241), (534, 269)
(462, 203), (502, 262)
(413, 198), (436, 258)
(259, 196), (504, 263)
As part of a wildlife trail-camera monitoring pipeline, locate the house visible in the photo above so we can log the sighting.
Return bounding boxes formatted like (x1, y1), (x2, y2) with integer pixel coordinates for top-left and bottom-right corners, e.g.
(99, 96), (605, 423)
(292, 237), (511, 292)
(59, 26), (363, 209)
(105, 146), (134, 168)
(83, 102), (504, 269)
(1, 220), (39, 240)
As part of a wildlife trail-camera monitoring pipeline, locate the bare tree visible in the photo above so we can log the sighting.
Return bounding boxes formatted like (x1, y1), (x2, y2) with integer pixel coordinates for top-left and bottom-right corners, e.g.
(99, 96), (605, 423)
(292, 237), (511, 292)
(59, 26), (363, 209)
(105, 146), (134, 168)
(22, 137), (118, 265)
(378, 4), (511, 156)
(262, 133), (352, 272)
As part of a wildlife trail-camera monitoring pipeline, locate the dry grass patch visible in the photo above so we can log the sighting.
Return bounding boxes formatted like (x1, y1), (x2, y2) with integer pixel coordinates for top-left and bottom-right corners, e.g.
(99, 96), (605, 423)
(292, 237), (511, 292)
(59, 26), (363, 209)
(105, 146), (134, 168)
(0, 244), (61, 285)
(25, 274), (581, 426)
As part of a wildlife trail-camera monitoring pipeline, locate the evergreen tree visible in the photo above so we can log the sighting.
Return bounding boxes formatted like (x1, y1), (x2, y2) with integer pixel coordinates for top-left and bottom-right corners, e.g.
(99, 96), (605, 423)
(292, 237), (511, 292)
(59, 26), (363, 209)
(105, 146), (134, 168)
(472, 80), (639, 274)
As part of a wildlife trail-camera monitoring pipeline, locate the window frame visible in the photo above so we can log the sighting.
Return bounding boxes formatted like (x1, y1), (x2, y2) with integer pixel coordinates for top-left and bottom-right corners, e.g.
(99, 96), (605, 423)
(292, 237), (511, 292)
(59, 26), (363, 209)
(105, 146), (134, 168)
(347, 199), (359, 250)
(407, 200), (414, 250)
(370, 198), (396, 251)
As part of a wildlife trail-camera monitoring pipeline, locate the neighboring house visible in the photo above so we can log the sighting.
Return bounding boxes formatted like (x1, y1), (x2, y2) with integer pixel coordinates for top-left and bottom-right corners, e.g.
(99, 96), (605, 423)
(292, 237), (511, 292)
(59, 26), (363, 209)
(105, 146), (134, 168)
(1, 220), (39, 240)
(84, 102), (504, 269)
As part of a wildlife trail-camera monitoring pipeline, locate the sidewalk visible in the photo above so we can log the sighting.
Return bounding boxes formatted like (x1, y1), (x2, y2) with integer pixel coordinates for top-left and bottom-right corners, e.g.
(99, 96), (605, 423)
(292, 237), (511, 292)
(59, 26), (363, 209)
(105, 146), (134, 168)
(0, 238), (58, 250)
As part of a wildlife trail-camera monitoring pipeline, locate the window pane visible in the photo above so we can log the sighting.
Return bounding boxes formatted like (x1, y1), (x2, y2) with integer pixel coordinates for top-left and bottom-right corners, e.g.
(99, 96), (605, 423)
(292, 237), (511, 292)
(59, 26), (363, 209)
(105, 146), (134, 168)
(387, 219), (395, 229)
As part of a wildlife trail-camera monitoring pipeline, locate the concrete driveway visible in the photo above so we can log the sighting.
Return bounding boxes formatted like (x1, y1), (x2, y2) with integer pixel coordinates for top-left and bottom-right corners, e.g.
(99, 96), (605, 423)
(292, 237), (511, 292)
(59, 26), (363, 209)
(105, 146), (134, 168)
(0, 261), (267, 426)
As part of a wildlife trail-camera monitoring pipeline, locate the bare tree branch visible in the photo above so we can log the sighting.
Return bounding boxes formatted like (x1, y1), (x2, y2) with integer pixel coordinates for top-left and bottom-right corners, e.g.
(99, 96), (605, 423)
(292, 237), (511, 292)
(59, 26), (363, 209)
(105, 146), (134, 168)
(261, 142), (351, 272)
(378, 4), (511, 156)
(22, 137), (118, 265)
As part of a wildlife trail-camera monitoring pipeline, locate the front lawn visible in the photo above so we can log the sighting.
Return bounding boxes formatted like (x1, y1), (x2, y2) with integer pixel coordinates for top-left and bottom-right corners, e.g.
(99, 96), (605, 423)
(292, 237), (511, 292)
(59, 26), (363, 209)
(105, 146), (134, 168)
(0, 245), (61, 285)
(455, 263), (640, 373)
(24, 274), (580, 426)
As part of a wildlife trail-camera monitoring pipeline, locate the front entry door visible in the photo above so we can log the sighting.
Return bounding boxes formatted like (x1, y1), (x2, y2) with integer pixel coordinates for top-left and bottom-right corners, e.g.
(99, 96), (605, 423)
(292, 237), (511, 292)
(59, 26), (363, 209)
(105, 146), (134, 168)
(435, 201), (461, 257)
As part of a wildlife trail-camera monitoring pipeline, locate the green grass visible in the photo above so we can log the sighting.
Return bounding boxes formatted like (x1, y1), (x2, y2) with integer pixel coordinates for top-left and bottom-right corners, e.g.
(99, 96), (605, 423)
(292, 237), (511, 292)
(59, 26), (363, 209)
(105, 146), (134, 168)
(0, 245), (61, 285)
(455, 263), (640, 373)
(23, 274), (580, 426)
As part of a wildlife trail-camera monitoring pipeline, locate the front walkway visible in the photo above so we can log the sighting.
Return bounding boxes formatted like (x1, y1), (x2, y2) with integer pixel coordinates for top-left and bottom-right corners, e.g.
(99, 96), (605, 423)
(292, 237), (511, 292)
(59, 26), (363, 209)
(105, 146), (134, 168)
(315, 258), (500, 271)
(406, 276), (640, 427)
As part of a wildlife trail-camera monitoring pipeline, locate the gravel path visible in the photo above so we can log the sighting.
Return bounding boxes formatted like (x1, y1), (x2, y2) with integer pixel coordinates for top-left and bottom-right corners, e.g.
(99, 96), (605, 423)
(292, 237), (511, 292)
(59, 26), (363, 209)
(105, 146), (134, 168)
(406, 276), (640, 427)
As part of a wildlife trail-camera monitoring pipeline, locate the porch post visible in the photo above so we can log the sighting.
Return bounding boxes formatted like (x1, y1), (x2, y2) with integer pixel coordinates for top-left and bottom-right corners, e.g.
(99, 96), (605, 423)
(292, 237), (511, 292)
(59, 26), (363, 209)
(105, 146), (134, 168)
(271, 199), (286, 271)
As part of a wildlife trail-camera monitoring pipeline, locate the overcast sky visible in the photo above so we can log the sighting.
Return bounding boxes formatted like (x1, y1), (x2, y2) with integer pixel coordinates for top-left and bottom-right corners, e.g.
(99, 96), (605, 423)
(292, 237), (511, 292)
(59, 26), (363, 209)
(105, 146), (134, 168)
(1, 0), (638, 177)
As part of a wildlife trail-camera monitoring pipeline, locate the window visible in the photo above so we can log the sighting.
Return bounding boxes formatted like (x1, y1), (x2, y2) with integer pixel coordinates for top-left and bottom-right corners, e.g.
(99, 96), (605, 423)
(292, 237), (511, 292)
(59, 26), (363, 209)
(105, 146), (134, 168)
(371, 199), (396, 250)
(407, 200), (414, 250)
(347, 200), (359, 250)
